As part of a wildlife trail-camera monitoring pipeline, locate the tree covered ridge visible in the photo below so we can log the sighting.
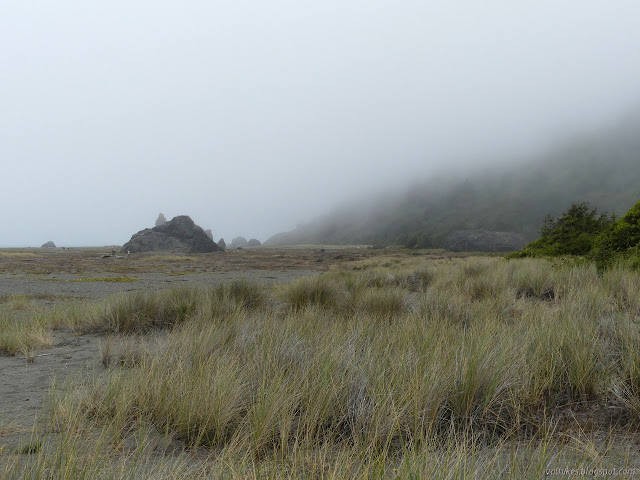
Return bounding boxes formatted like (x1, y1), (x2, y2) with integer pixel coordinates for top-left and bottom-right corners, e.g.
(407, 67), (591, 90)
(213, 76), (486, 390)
(266, 113), (640, 248)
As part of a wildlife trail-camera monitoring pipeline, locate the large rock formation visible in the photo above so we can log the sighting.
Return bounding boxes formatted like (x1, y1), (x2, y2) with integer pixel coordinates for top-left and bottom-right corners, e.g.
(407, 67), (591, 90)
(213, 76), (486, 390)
(121, 216), (224, 254)
(231, 236), (248, 248)
(41, 241), (56, 248)
(444, 230), (526, 252)
(247, 238), (261, 247)
(217, 238), (227, 250)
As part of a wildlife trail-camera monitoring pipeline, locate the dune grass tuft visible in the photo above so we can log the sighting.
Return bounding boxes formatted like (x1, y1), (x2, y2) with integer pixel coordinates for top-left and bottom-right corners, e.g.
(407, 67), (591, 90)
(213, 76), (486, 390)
(0, 311), (53, 355)
(281, 275), (344, 311)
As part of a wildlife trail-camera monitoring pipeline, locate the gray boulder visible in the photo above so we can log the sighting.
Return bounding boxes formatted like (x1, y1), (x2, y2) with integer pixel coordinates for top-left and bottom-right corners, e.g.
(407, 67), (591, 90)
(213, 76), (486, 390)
(217, 238), (227, 250)
(231, 236), (248, 248)
(41, 241), (56, 248)
(121, 215), (224, 254)
(247, 238), (261, 247)
(444, 230), (526, 252)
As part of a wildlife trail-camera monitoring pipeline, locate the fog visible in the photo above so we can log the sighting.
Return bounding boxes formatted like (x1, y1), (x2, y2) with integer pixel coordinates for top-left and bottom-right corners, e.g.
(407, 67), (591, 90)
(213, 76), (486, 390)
(2, 1), (640, 247)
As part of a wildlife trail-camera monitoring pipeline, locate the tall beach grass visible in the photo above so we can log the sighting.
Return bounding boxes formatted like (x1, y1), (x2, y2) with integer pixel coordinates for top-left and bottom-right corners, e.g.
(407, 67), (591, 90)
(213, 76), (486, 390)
(4, 256), (640, 477)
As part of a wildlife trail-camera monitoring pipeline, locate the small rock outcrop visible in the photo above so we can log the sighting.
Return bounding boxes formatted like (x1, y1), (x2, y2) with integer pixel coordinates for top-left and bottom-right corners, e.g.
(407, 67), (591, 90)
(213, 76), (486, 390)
(231, 236), (248, 248)
(205, 229), (214, 240)
(444, 230), (526, 252)
(155, 213), (167, 227)
(217, 238), (227, 249)
(41, 241), (56, 248)
(121, 216), (224, 254)
(247, 238), (261, 247)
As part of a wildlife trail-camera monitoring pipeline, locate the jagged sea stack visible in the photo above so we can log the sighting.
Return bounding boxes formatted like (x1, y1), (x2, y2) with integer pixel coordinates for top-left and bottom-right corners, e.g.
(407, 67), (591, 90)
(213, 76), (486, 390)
(155, 213), (167, 226)
(121, 215), (224, 254)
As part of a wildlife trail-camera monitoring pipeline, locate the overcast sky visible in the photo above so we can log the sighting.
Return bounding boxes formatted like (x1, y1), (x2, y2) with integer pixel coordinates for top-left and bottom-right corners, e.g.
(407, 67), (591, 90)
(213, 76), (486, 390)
(2, 1), (640, 246)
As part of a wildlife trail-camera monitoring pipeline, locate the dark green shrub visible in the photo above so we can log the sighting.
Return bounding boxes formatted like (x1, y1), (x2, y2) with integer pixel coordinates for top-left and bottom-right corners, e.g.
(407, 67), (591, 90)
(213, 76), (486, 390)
(510, 202), (615, 258)
(208, 279), (266, 311)
(593, 201), (640, 269)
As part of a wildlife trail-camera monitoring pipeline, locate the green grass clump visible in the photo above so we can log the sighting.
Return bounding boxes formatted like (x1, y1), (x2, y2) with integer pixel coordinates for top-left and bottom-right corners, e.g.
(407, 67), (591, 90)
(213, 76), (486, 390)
(281, 275), (343, 311)
(355, 287), (408, 317)
(0, 311), (52, 355)
(510, 259), (557, 300)
(214, 278), (266, 311)
(93, 288), (202, 333)
(1, 294), (33, 310)
(91, 281), (267, 333)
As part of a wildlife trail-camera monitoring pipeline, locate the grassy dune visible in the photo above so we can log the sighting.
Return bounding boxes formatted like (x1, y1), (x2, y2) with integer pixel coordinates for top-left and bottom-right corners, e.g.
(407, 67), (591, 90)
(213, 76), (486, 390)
(3, 256), (640, 478)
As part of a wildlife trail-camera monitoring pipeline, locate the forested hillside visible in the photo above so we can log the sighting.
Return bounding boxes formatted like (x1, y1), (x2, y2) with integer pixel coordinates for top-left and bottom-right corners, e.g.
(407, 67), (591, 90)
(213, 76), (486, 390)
(267, 113), (640, 248)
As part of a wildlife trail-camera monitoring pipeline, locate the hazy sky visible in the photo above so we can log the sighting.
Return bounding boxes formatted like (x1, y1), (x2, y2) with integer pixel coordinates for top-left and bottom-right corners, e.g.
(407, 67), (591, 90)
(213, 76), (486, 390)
(2, 1), (640, 246)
